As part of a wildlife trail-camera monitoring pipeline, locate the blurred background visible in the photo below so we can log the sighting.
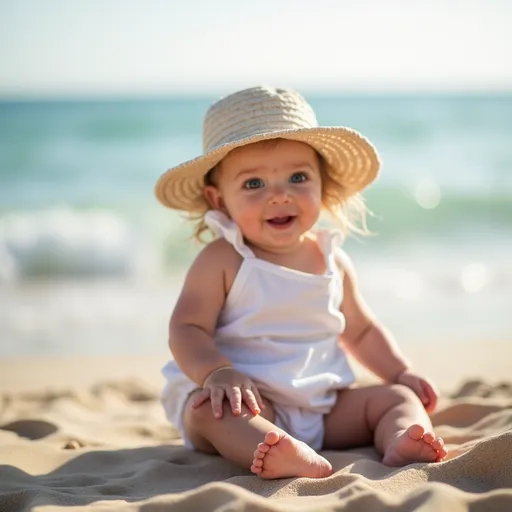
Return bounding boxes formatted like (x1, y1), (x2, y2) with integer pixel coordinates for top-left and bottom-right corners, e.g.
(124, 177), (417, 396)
(1, 0), (511, 359)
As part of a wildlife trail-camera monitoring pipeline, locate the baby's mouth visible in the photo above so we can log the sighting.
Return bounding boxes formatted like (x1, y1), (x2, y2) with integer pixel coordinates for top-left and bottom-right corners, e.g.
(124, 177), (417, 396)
(266, 216), (296, 227)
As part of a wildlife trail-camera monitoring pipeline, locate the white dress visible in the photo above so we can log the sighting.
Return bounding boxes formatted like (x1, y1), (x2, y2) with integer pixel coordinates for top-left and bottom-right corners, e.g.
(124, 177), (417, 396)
(161, 210), (355, 450)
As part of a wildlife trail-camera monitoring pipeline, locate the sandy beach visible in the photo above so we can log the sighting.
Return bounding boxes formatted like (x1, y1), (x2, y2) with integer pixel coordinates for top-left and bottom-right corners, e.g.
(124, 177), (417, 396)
(1, 341), (511, 512)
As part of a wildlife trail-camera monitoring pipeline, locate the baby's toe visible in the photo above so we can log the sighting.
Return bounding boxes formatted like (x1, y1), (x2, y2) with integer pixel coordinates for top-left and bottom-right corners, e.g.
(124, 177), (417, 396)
(263, 431), (281, 445)
(253, 448), (265, 458)
(251, 463), (262, 473)
(407, 424), (425, 441)
(436, 451), (447, 462)
(436, 443), (448, 462)
(256, 442), (270, 453)
(252, 458), (263, 468)
(431, 437), (444, 451)
(422, 431), (435, 444)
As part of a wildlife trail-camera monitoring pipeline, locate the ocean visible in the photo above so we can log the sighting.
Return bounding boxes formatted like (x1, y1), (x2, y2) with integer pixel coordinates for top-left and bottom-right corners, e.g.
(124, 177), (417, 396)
(1, 94), (511, 357)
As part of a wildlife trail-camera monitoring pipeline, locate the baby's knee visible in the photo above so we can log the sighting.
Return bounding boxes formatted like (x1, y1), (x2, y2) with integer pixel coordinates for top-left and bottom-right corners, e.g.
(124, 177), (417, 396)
(181, 394), (219, 453)
(382, 383), (419, 406)
(183, 396), (214, 428)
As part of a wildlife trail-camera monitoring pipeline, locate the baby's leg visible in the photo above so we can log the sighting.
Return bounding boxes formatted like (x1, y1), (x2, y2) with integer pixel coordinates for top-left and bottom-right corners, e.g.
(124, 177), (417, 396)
(182, 390), (332, 479)
(323, 384), (447, 466)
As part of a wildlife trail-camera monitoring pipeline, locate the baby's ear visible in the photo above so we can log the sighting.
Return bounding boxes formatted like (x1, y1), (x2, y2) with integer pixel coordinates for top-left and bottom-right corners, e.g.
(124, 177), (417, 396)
(204, 185), (227, 212)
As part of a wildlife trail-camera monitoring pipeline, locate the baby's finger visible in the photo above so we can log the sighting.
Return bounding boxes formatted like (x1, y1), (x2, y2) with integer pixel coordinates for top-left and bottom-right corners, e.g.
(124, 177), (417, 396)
(191, 388), (211, 409)
(242, 388), (261, 415)
(210, 387), (226, 419)
(422, 380), (438, 400)
(409, 379), (427, 403)
(424, 400), (436, 414)
(422, 381), (438, 412)
(228, 387), (242, 415)
(250, 385), (265, 411)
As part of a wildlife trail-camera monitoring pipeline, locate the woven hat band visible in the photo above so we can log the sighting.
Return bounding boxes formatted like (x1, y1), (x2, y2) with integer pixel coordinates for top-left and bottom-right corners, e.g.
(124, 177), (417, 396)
(202, 87), (318, 153)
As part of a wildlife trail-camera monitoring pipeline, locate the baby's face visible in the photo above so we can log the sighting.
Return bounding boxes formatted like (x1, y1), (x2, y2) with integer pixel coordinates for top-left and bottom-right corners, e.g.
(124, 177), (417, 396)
(204, 139), (323, 253)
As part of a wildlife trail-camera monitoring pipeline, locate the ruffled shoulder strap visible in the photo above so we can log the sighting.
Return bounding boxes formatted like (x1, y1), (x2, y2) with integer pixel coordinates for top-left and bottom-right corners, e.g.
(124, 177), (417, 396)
(204, 210), (255, 258)
(315, 228), (344, 269)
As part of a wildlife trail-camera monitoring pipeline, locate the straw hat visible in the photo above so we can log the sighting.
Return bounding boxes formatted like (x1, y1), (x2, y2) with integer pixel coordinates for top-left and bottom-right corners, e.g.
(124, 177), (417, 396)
(155, 86), (380, 211)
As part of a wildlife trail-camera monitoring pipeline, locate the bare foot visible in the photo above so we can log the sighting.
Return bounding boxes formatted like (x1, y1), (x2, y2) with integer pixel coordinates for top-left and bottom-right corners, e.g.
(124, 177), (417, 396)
(250, 431), (332, 479)
(382, 424), (448, 467)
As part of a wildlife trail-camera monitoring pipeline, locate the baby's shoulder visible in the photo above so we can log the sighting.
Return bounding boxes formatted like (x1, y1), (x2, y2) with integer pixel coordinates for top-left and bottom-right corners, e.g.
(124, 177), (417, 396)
(191, 239), (243, 296)
(193, 237), (243, 273)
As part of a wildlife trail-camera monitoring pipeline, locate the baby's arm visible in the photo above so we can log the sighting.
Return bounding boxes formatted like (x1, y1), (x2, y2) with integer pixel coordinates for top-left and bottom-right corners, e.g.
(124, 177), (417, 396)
(336, 250), (439, 412)
(169, 239), (264, 417)
(169, 239), (232, 385)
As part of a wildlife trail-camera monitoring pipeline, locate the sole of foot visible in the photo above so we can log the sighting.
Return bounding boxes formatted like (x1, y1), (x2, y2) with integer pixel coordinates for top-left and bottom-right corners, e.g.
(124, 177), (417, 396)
(250, 431), (333, 479)
(382, 424), (448, 467)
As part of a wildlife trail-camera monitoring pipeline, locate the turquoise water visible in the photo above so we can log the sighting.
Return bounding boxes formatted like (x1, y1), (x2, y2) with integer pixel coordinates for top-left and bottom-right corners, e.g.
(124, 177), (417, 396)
(0, 94), (511, 356)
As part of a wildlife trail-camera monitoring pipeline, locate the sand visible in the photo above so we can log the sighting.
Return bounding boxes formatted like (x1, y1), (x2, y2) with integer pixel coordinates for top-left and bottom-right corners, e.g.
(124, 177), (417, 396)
(1, 346), (511, 511)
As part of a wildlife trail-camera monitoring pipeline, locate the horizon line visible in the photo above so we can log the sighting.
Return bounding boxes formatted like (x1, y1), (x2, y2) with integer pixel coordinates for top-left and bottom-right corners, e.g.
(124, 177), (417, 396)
(1, 88), (512, 103)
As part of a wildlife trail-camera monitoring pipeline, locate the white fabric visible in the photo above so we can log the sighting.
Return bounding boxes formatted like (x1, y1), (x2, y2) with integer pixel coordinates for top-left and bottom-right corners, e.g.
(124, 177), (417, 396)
(161, 210), (355, 450)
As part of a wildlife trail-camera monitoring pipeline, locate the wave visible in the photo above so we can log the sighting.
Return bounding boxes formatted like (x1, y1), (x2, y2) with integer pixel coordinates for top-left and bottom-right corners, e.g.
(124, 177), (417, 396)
(0, 208), (159, 281)
(0, 204), (510, 289)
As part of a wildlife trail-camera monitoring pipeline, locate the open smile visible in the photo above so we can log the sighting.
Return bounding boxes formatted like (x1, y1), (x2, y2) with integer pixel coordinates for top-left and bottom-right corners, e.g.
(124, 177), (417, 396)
(265, 216), (297, 229)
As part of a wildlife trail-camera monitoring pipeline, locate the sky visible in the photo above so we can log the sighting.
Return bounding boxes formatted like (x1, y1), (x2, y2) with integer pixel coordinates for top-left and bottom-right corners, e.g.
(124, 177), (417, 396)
(1, 0), (511, 98)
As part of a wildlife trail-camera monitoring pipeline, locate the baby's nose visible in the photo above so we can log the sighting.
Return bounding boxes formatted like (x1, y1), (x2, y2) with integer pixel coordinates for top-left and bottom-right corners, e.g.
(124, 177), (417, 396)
(268, 184), (291, 203)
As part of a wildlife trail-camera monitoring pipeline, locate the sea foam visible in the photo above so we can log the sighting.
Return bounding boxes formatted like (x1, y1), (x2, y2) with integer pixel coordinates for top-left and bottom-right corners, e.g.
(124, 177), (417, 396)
(0, 208), (151, 281)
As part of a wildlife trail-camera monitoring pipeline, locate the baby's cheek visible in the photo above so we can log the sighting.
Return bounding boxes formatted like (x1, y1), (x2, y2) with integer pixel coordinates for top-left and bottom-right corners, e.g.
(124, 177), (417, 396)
(245, 191), (267, 205)
(230, 202), (263, 233)
(225, 192), (258, 215)
(297, 185), (322, 201)
(298, 191), (323, 213)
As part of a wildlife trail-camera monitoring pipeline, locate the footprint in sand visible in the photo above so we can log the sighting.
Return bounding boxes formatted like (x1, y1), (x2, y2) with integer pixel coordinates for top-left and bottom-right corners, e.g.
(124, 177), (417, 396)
(0, 419), (57, 440)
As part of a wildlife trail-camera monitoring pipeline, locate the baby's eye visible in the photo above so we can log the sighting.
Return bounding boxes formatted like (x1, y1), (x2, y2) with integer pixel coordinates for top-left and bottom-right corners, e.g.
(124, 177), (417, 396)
(289, 172), (308, 183)
(243, 178), (264, 189)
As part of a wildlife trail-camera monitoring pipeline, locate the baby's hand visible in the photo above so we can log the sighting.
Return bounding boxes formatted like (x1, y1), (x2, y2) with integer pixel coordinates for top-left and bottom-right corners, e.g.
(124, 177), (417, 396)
(396, 370), (440, 414)
(192, 367), (265, 419)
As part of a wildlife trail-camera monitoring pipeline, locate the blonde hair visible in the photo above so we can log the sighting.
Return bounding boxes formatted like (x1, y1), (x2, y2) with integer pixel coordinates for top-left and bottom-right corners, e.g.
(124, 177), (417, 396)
(188, 140), (372, 243)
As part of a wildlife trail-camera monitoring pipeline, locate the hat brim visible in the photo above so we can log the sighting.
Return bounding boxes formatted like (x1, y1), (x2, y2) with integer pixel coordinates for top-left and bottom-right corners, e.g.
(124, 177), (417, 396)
(155, 126), (380, 212)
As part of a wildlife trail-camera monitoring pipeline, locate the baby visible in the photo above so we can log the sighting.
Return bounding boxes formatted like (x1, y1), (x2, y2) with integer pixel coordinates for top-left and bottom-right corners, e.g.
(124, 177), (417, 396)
(156, 86), (447, 479)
